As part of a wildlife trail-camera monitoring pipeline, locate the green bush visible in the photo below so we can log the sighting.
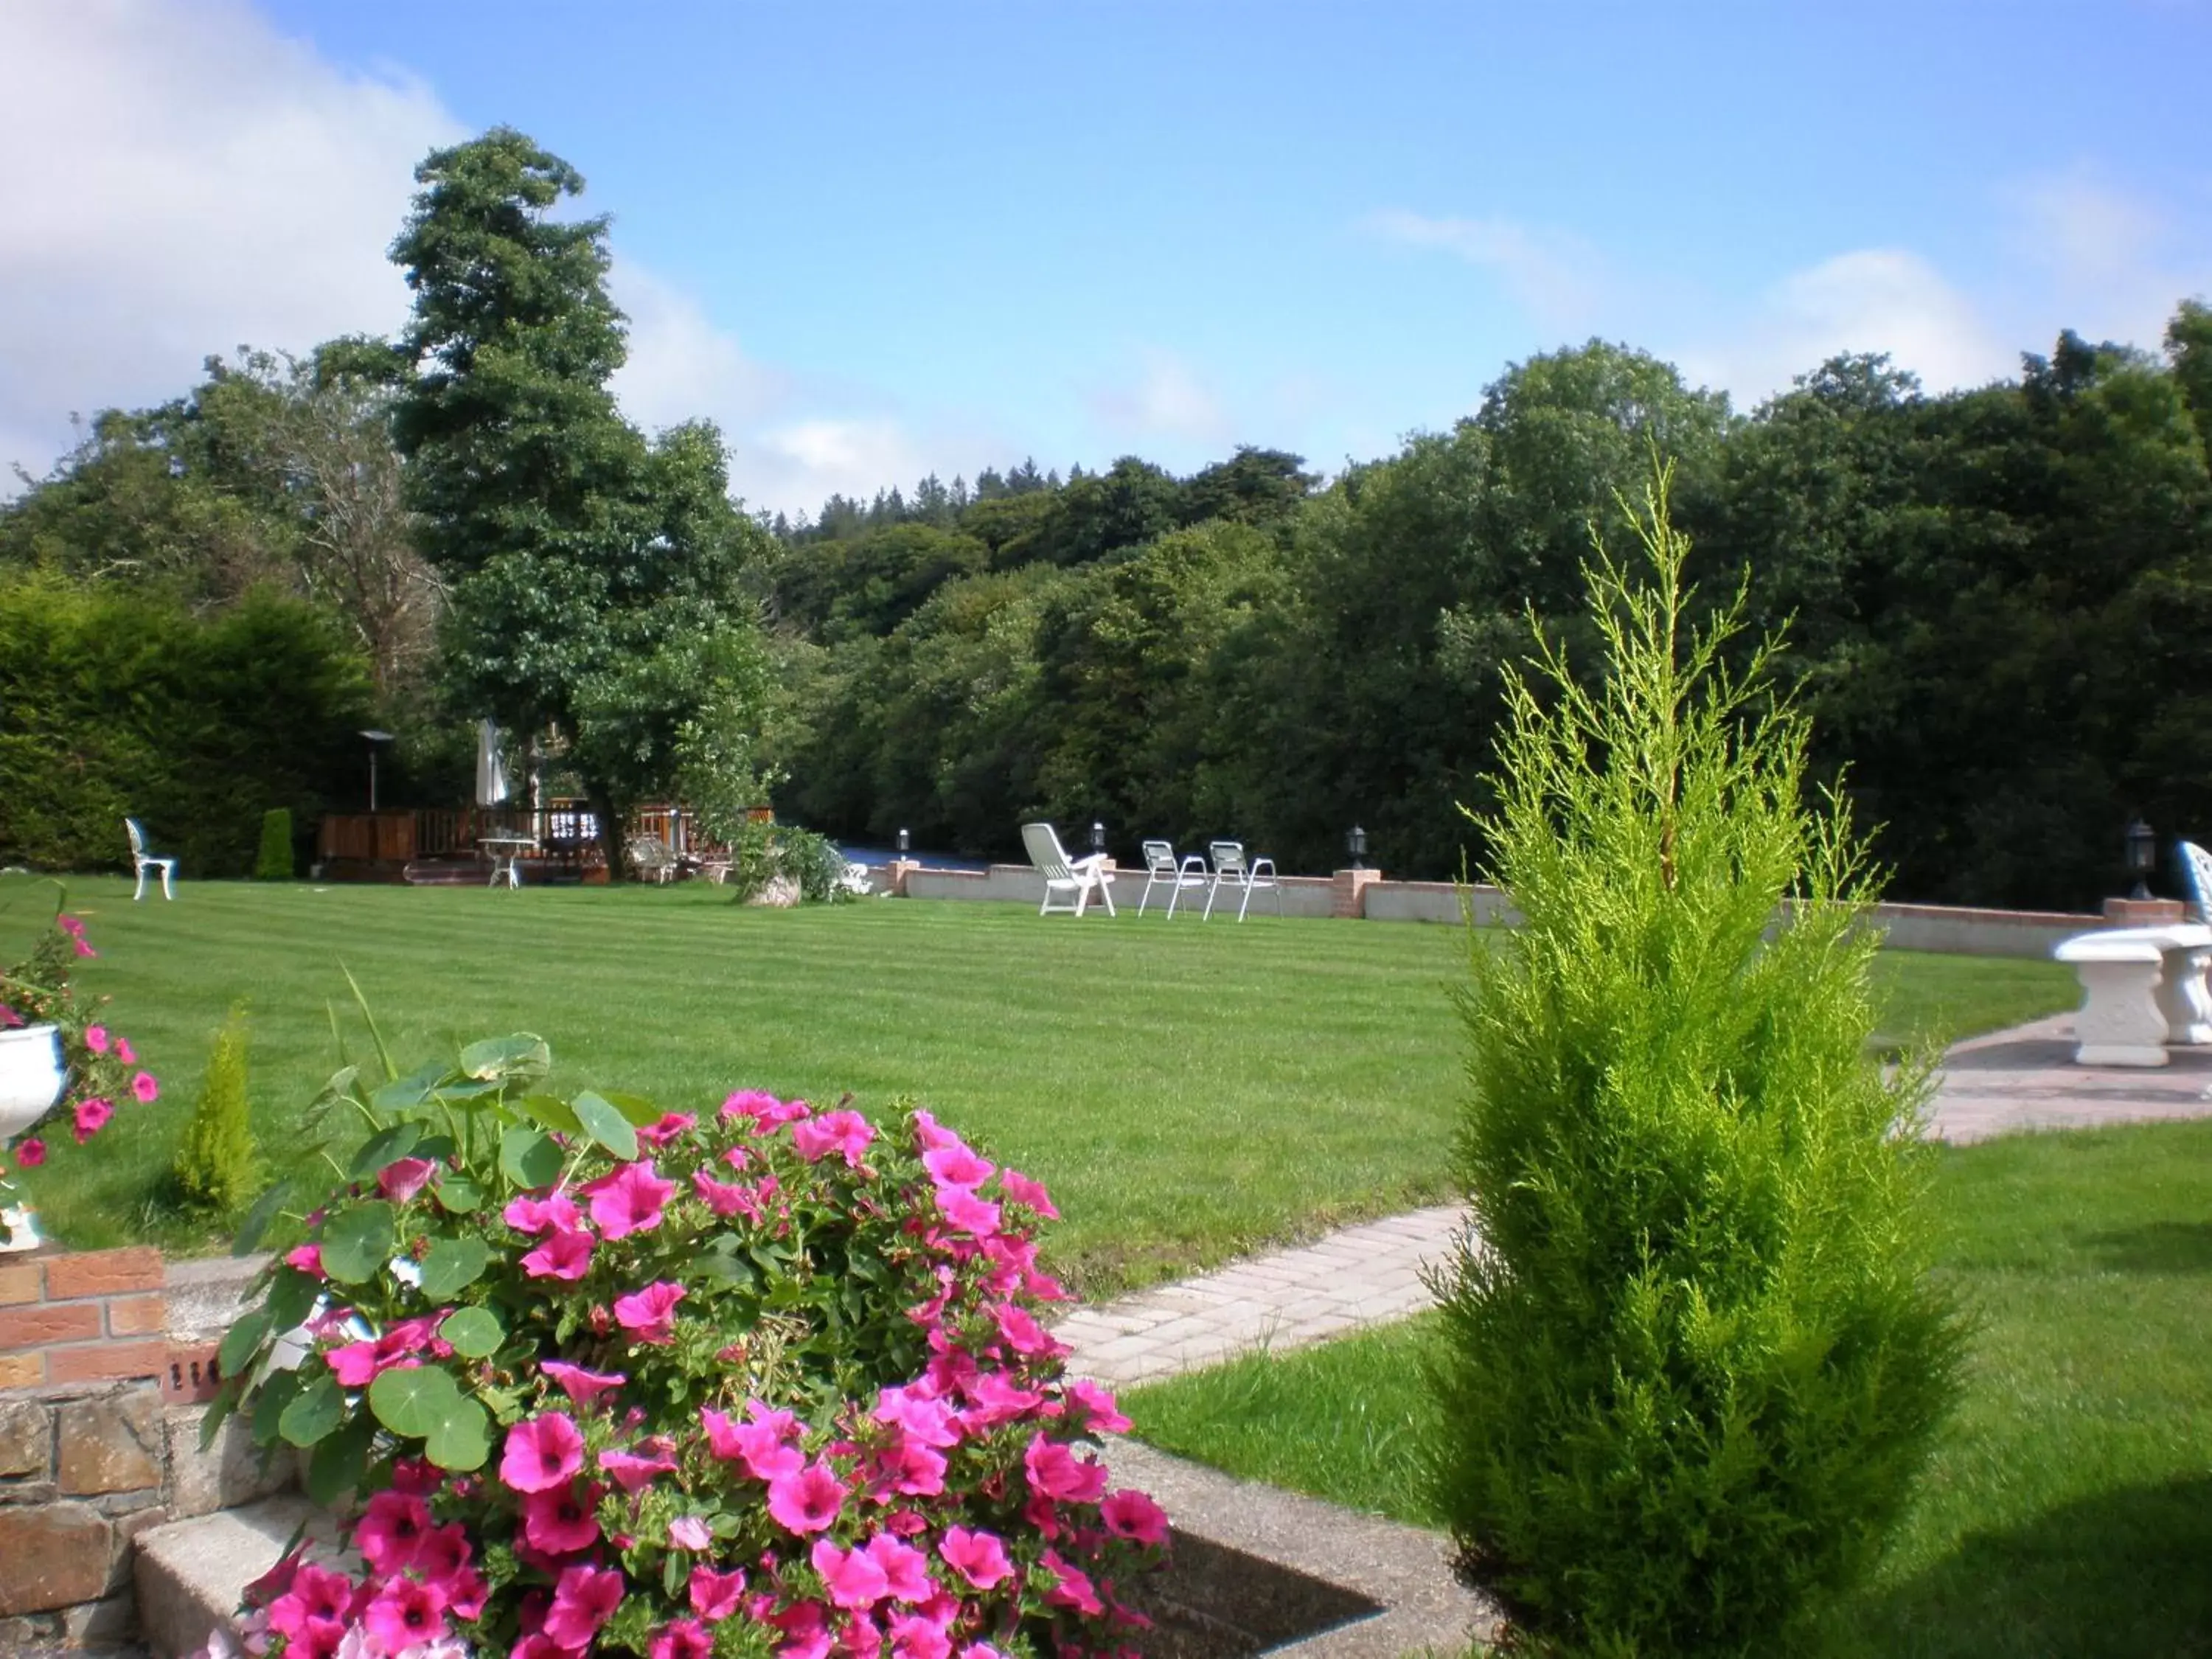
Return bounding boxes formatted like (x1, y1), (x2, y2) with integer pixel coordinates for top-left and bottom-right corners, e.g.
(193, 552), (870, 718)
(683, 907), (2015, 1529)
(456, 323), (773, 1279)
(253, 808), (293, 880)
(171, 1004), (259, 1214)
(1430, 469), (1964, 1658)
(723, 819), (860, 903)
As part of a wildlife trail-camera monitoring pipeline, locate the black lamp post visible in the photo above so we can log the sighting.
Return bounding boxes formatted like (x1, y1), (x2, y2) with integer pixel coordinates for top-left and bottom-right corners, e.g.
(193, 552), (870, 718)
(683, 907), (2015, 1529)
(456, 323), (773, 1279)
(897, 827), (911, 856)
(1090, 821), (1107, 858)
(2126, 817), (2156, 900)
(1347, 825), (1368, 870)
(361, 729), (394, 812)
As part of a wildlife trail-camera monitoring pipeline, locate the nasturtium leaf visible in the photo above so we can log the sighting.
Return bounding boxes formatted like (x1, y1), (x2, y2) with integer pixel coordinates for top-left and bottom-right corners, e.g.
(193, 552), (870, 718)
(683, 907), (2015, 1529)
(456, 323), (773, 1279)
(519, 1093), (583, 1135)
(307, 1413), (374, 1505)
(367, 1363), (465, 1438)
(233, 1178), (293, 1257)
(251, 1368), (301, 1443)
(349, 1121), (422, 1180)
(317, 1202), (397, 1284)
(263, 1267), (321, 1334)
(218, 1307), (273, 1379)
(603, 1091), (663, 1128)
(571, 1091), (639, 1160)
(412, 1135), (458, 1164)
(417, 1237), (490, 1300)
(278, 1374), (347, 1447)
(423, 1394), (492, 1471)
(439, 1306), (504, 1357)
(459, 1034), (552, 1082)
(434, 1177), (484, 1216)
(501, 1127), (563, 1189)
(372, 1062), (447, 1116)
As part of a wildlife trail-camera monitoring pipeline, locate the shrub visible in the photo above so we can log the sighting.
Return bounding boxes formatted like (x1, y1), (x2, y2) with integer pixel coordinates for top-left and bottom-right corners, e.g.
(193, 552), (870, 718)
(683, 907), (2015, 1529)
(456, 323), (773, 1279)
(209, 1035), (1165, 1658)
(726, 821), (865, 904)
(255, 808), (295, 880)
(172, 1004), (257, 1214)
(1428, 468), (1964, 1657)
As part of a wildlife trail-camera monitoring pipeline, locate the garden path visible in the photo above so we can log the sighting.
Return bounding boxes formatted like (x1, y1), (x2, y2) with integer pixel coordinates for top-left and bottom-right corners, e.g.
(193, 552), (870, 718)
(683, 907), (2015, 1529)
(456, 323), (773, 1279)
(1057, 1012), (2212, 1388)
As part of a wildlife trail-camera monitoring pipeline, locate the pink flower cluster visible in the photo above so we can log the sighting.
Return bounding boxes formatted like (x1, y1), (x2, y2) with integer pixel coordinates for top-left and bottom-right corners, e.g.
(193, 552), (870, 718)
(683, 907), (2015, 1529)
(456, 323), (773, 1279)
(263, 1087), (1167, 1659)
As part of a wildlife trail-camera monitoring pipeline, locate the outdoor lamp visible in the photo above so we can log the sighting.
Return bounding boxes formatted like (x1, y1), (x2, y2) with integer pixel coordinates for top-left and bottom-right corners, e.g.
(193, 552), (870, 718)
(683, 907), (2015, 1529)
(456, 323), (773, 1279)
(361, 729), (395, 812)
(1347, 825), (1368, 869)
(2126, 817), (2156, 900)
(897, 828), (911, 855)
(1091, 821), (1106, 856)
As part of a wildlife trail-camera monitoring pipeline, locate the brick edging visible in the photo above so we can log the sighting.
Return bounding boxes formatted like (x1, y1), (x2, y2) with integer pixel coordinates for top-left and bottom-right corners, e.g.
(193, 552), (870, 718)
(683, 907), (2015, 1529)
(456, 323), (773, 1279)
(0, 1247), (169, 1391)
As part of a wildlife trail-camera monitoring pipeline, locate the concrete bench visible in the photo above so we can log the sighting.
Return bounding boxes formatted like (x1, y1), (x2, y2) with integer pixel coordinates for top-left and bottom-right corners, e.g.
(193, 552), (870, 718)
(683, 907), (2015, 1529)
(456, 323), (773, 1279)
(2053, 923), (2212, 1065)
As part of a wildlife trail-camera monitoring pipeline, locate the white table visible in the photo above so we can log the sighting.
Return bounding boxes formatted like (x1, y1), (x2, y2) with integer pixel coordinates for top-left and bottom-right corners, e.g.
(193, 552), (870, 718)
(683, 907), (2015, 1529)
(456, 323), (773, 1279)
(479, 835), (538, 889)
(2053, 923), (2212, 1065)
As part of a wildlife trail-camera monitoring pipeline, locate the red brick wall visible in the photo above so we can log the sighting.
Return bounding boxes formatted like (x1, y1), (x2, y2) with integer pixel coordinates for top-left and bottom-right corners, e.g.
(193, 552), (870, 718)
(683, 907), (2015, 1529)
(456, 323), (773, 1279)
(0, 1248), (168, 1391)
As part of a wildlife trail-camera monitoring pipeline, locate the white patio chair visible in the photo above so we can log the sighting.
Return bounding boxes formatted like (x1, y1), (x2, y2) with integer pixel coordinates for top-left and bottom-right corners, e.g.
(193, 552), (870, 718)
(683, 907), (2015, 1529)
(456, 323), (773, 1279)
(1203, 839), (1281, 922)
(124, 818), (176, 902)
(627, 835), (678, 885)
(2182, 840), (2212, 923)
(1020, 822), (1116, 917)
(1136, 839), (1208, 917)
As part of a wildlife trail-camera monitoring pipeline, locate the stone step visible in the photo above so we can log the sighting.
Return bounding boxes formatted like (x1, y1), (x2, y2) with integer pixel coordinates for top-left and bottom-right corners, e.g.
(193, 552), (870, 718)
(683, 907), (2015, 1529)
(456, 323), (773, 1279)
(133, 1497), (335, 1659)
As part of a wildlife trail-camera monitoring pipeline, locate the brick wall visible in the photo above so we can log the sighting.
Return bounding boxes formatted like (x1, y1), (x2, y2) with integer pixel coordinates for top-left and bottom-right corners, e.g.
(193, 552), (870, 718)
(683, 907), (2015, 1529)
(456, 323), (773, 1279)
(0, 1247), (169, 1391)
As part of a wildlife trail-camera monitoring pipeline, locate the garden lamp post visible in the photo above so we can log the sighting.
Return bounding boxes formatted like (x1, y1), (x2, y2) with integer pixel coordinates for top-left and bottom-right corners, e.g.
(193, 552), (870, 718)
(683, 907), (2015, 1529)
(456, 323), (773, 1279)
(361, 729), (395, 812)
(1091, 821), (1106, 858)
(897, 828), (911, 855)
(2126, 817), (2156, 900)
(1347, 825), (1368, 870)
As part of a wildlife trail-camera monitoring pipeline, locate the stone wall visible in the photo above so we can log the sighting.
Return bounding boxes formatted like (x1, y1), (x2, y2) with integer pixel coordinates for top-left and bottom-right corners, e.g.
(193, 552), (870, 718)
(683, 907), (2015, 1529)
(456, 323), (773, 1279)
(1, 1248), (293, 1653)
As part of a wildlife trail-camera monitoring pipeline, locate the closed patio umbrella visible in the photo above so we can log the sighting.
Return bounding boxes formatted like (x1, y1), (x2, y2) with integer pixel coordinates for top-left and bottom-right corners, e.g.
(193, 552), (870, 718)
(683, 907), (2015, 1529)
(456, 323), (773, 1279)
(476, 720), (509, 807)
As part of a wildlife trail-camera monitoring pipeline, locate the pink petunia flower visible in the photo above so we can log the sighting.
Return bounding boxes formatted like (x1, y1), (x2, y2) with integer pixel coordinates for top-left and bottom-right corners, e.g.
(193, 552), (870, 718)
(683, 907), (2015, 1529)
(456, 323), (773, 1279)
(702, 1402), (804, 1481)
(873, 1385), (960, 1448)
(811, 1538), (890, 1610)
(129, 1070), (159, 1104)
(772, 1600), (833, 1659)
(284, 1243), (324, 1279)
(910, 1110), (962, 1153)
(689, 1567), (747, 1622)
(667, 1514), (712, 1551)
(599, 1445), (680, 1492)
(765, 1458), (849, 1534)
(636, 1111), (696, 1150)
(353, 1490), (434, 1573)
(870, 1438), (947, 1500)
(922, 1144), (993, 1189)
(888, 1610), (953, 1659)
(936, 1187), (1001, 1237)
(1023, 1434), (1109, 1503)
(995, 1167), (1058, 1219)
(1100, 1488), (1171, 1545)
(585, 1160), (676, 1239)
(1063, 1377), (1132, 1435)
(521, 1226), (594, 1282)
(540, 1360), (625, 1406)
(992, 1303), (1065, 1360)
(114, 1038), (135, 1065)
(362, 1576), (447, 1652)
(84, 1024), (109, 1054)
(649, 1618), (715, 1659)
(500, 1412), (585, 1494)
(790, 1108), (874, 1167)
(692, 1169), (762, 1220)
(503, 1192), (584, 1235)
(938, 1526), (1013, 1590)
(1037, 1548), (1105, 1616)
(612, 1280), (685, 1343)
(521, 1486), (601, 1554)
(72, 1096), (113, 1144)
(865, 1534), (932, 1603)
(377, 1158), (439, 1203)
(14, 1138), (44, 1167)
(542, 1562), (625, 1649)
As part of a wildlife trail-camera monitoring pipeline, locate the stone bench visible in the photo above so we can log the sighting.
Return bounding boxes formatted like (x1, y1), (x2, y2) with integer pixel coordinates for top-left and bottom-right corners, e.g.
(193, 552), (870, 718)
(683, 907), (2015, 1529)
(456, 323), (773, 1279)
(2053, 923), (2212, 1066)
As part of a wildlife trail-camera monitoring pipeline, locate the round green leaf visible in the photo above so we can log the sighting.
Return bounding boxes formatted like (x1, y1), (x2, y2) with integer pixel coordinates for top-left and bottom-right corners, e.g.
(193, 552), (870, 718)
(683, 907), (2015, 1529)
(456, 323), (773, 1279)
(218, 1307), (273, 1379)
(571, 1091), (638, 1160)
(263, 1266), (321, 1334)
(366, 1363), (465, 1438)
(423, 1394), (492, 1472)
(278, 1374), (347, 1447)
(417, 1237), (490, 1301)
(439, 1306), (504, 1358)
(318, 1202), (397, 1284)
(500, 1127), (563, 1189)
(434, 1177), (484, 1216)
(459, 1034), (551, 1082)
(349, 1121), (422, 1181)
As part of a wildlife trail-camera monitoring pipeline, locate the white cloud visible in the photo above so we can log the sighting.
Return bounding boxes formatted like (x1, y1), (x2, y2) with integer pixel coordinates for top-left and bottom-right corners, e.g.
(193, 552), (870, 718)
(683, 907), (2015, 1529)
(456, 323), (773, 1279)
(0, 0), (462, 483)
(1090, 347), (1231, 447)
(608, 260), (787, 439)
(1678, 248), (2014, 410)
(1363, 208), (1602, 325)
(2003, 165), (2208, 352)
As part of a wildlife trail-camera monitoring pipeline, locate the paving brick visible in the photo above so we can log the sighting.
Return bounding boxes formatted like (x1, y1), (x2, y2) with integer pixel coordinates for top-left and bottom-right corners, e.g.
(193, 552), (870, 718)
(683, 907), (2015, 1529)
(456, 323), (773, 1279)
(46, 1340), (167, 1385)
(43, 1248), (164, 1301)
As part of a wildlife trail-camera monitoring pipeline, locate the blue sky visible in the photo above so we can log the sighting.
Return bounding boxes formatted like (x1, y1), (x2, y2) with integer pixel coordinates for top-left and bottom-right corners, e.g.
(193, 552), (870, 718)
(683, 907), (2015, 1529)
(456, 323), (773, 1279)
(5, 1), (2208, 514)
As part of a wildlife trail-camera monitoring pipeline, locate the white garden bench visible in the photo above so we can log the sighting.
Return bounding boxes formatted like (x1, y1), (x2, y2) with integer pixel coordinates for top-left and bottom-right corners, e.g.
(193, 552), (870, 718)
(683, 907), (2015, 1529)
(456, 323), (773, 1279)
(2052, 923), (2212, 1066)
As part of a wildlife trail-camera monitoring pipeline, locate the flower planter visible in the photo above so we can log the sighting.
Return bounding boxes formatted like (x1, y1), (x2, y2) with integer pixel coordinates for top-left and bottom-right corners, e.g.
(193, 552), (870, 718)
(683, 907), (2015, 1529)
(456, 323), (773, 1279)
(1, 1023), (64, 1253)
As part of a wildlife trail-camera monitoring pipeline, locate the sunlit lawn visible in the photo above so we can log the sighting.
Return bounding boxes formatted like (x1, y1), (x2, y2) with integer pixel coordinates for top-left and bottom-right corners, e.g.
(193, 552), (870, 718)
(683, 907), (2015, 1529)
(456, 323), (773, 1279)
(1122, 1121), (2212, 1657)
(5, 875), (2074, 1298)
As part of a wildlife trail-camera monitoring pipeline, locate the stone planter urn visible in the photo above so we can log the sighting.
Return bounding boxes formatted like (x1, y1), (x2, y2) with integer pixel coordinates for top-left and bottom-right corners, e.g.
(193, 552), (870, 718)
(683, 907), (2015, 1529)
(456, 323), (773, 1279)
(0, 1022), (65, 1253)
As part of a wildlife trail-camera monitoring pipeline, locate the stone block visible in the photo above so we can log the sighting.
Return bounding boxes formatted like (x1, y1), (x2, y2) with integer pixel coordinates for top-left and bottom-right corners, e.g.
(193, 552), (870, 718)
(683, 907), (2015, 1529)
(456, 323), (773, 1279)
(63, 1590), (137, 1644)
(58, 1391), (164, 1495)
(0, 1481), (59, 1505)
(0, 1263), (41, 1306)
(105, 1295), (168, 1337)
(47, 1339), (167, 1385)
(0, 1304), (102, 1349)
(44, 1248), (164, 1300)
(167, 1405), (294, 1519)
(0, 1398), (50, 1476)
(0, 1500), (111, 1615)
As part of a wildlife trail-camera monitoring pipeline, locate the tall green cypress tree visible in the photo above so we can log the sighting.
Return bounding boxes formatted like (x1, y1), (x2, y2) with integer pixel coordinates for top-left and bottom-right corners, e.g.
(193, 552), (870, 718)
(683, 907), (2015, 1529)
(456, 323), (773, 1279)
(1430, 465), (1964, 1658)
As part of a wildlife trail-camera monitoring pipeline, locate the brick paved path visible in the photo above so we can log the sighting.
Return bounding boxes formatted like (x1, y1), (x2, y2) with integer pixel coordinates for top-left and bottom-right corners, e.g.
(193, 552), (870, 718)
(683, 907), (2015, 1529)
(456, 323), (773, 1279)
(1057, 1012), (2212, 1388)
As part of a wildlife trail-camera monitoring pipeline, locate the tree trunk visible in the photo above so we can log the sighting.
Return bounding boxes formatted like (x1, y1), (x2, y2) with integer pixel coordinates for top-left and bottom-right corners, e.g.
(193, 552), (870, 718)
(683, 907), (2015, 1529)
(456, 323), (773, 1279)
(588, 782), (627, 883)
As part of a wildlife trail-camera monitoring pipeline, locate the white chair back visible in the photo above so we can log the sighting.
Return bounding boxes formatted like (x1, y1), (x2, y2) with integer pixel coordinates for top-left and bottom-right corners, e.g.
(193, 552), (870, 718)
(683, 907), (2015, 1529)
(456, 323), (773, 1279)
(1141, 840), (1178, 877)
(2182, 840), (2212, 925)
(1021, 822), (1077, 882)
(126, 818), (150, 858)
(1020, 822), (1116, 917)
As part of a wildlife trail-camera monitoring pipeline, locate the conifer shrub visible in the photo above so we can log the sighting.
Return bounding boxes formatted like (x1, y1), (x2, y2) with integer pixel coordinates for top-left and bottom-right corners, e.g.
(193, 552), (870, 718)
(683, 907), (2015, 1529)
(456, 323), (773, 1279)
(1430, 468), (1964, 1657)
(254, 807), (295, 880)
(173, 1004), (260, 1213)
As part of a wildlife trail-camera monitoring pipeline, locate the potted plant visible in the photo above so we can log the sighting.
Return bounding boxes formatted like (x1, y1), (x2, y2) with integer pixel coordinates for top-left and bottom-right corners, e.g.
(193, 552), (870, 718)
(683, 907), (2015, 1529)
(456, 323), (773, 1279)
(0, 891), (160, 1250)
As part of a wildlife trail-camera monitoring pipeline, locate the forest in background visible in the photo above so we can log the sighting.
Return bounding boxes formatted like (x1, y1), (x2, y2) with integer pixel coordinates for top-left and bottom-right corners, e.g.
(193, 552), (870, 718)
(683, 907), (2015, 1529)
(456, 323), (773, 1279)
(4, 245), (2208, 906)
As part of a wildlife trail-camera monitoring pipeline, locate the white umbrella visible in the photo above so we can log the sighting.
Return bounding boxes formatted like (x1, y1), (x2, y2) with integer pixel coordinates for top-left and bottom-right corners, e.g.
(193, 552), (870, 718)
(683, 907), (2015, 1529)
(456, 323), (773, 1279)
(475, 720), (509, 807)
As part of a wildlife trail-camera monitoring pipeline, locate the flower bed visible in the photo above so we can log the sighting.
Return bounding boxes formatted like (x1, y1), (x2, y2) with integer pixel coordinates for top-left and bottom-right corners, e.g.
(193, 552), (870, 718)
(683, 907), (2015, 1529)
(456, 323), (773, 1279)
(205, 1035), (1163, 1658)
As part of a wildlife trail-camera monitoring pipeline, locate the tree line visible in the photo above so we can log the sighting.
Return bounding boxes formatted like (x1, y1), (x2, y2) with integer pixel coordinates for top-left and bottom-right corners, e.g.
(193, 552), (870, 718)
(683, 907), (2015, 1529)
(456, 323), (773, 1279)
(3, 123), (2208, 908)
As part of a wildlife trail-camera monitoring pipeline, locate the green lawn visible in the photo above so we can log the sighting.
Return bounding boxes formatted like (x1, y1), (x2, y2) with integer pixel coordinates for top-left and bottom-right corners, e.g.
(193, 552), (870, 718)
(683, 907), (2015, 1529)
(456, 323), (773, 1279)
(1121, 1120), (2212, 1658)
(4, 876), (2073, 1297)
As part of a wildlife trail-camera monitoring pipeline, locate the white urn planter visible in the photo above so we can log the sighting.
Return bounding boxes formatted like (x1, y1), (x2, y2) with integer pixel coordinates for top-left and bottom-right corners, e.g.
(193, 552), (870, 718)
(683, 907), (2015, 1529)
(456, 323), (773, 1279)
(0, 1022), (66, 1252)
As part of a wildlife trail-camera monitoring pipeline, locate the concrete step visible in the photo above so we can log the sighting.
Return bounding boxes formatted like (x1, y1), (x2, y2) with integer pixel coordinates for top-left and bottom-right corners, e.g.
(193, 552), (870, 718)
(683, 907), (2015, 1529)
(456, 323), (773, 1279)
(133, 1498), (336, 1659)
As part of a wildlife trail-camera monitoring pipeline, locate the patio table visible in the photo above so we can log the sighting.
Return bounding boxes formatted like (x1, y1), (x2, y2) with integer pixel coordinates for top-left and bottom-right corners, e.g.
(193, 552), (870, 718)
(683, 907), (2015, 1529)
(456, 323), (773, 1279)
(479, 835), (538, 889)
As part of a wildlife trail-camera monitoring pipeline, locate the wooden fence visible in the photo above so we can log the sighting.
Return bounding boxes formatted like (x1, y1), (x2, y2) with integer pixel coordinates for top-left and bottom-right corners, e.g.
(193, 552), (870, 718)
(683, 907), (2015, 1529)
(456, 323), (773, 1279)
(315, 803), (726, 881)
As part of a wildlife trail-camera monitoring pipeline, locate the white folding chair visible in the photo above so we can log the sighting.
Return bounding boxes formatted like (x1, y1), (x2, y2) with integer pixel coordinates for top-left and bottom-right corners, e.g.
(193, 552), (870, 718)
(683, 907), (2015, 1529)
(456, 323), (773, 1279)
(1136, 840), (1208, 917)
(124, 818), (176, 902)
(627, 835), (678, 885)
(2182, 840), (2212, 924)
(1203, 840), (1281, 922)
(1020, 822), (1116, 917)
